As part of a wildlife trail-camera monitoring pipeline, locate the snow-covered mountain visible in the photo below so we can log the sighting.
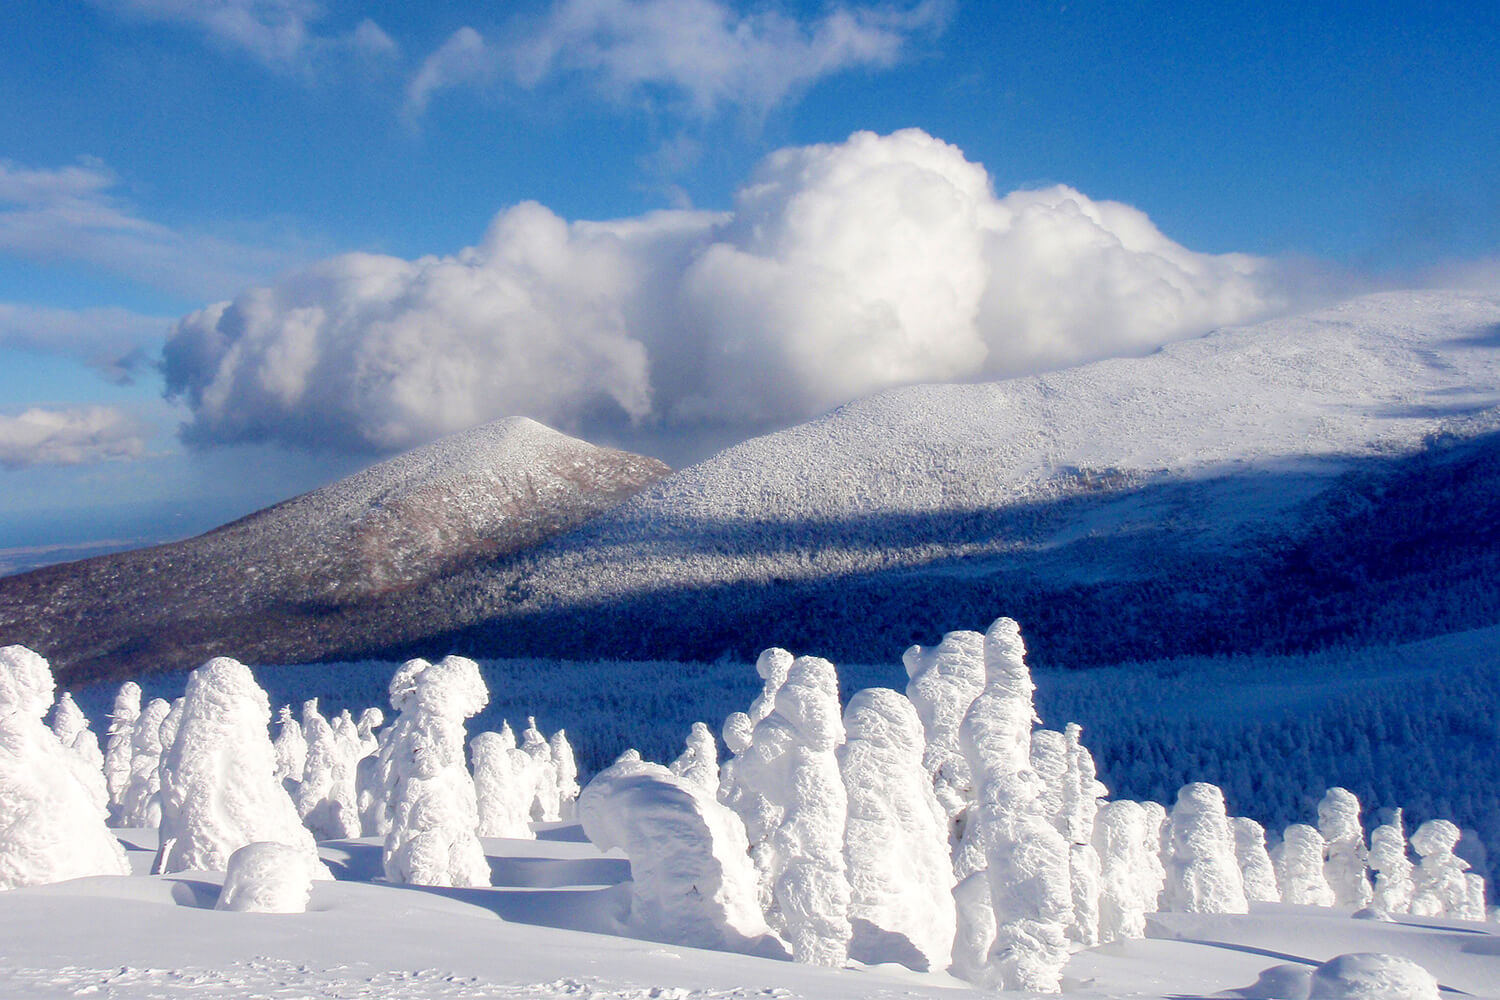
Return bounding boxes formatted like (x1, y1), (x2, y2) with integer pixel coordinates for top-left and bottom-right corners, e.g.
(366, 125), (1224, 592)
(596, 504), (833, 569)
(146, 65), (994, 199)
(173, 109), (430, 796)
(412, 289), (1500, 666)
(0, 418), (669, 682)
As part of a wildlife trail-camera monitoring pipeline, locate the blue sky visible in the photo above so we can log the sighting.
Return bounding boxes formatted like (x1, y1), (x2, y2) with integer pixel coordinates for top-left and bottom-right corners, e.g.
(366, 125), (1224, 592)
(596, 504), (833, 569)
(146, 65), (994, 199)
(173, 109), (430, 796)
(1, 0), (1497, 559)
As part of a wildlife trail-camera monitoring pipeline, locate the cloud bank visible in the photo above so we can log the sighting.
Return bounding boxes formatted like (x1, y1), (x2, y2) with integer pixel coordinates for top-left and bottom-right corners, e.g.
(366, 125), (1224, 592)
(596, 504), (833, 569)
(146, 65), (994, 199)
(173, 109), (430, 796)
(0, 407), (151, 469)
(407, 0), (948, 118)
(164, 129), (1287, 455)
(0, 304), (170, 384)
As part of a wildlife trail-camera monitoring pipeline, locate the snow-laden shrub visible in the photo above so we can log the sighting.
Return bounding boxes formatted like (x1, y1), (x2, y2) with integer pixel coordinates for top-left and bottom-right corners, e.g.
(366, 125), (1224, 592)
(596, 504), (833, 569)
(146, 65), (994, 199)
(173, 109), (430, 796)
(103, 681), (140, 822)
(741, 654), (851, 967)
(956, 617), (1070, 992)
(118, 698), (171, 829)
(1094, 800), (1158, 942)
(551, 728), (580, 817)
(271, 706), (306, 790)
(1164, 782), (1248, 914)
(297, 701), (360, 840)
(1368, 809), (1414, 914)
(1307, 952), (1440, 1000)
(50, 691), (106, 811)
(215, 841), (319, 913)
(902, 629), (986, 850)
(522, 717), (561, 823)
(579, 755), (778, 955)
(1276, 823), (1337, 906)
(153, 657), (325, 878)
(838, 687), (955, 971)
(472, 729), (534, 839)
(1232, 817), (1281, 903)
(0, 645), (130, 890)
(1410, 819), (1481, 919)
(383, 655), (490, 888)
(748, 647), (792, 724)
(1319, 787), (1372, 909)
(670, 721), (720, 797)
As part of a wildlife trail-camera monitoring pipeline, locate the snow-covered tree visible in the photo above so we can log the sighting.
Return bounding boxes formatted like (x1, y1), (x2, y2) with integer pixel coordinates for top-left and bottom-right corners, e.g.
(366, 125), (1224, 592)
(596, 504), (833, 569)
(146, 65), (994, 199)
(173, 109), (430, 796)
(215, 841), (319, 913)
(50, 691), (106, 811)
(152, 657), (325, 877)
(271, 706), (306, 790)
(383, 655), (491, 888)
(551, 728), (580, 819)
(356, 707), (383, 757)
(0, 645), (130, 890)
(1274, 823), (1336, 906)
(1164, 783), (1247, 914)
(1062, 723), (1105, 946)
(670, 721), (720, 797)
(1140, 800), (1170, 910)
(1318, 787), (1372, 909)
(1410, 819), (1480, 919)
(748, 647), (792, 724)
(579, 755), (778, 955)
(522, 717), (561, 823)
(956, 617), (1070, 992)
(361, 658), (429, 838)
(1093, 800), (1158, 942)
(118, 697), (171, 829)
(103, 681), (141, 822)
(902, 628), (985, 849)
(740, 654), (851, 967)
(1232, 817), (1281, 903)
(297, 700), (360, 840)
(1368, 809), (1414, 914)
(838, 687), (954, 972)
(472, 730), (533, 839)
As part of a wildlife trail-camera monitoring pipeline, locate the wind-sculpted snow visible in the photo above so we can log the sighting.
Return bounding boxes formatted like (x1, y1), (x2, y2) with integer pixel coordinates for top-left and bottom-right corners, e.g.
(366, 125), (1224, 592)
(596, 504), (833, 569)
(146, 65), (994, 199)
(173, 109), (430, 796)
(0, 417), (669, 680)
(579, 757), (778, 955)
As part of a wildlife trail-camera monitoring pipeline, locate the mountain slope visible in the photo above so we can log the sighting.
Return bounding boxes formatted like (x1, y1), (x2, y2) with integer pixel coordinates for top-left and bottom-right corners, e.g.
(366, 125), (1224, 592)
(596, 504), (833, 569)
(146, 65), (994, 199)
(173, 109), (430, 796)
(0, 418), (669, 682)
(391, 289), (1500, 665)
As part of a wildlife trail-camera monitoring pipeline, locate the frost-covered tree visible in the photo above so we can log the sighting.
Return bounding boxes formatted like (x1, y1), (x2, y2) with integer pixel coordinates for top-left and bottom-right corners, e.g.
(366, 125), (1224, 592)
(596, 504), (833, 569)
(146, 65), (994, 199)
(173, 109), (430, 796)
(297, 700), (360, 839)
(579, 755), (778, 955)
(361, 658), (429, 838)
(741, 654), (851, 967)
(1062, 723), (1105, 946)
(1410, 819), (1481, 919)
(118, 698), (171, 829)
(902, 629), (985, 849)
(1164, 783), (1247, 914)
(215, 841), (319, 913)
(1093, 800), (1158, 942)
(1140, 800), (1170, 911)
(356, 707), (383, 757)
(748, 647), (793, 724)
(155, 697), (185, 798)
(522, 717), (561, 823)
(153, 657), (324, 877)
(1274, 823), (1336, 906)
(50, 691), (107, 811)
(472, 730), (533, 839)
(1319, 787), (1372, 909)
(103, 681), (140, 821)
(383, 655), (491, 888)
(0, 645), (130, 890)
(1368, 809), (1414, 914)
(670, 721), (720, 797)
(838, 687), (955, 971)
(271, 706), (306, 790)
(551, 728), (580, 818)
(956, 617), (1070, 992)
(1232, 817), (1281, 903)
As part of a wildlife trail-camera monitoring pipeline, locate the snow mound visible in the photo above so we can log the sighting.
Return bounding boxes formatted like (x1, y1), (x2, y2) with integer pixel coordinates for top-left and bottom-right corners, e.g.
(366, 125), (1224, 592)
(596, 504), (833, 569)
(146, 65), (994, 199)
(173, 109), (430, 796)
(1308, 953), (1440, 1000)
(215, 841), (317, 913)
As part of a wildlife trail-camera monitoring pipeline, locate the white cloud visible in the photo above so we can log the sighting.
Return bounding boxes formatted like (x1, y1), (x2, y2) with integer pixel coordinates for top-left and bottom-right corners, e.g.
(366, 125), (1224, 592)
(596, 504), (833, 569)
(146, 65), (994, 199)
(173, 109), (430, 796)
(0, 303), (171, 384)
(89, 0), (396, 72)
(0, 158), (306, 301)
(0, 407), (151, 469)
(163, 129), (1290, 454)
(406, 0), (948, 118)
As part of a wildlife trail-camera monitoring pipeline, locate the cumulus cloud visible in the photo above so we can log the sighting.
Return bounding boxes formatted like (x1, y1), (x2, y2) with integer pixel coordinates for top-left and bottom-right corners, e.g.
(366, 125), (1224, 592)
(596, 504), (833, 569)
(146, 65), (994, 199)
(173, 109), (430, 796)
(0, 407), (151, 469)
(406, 0), (948, 118)
(90, 0), (396, 72)
(163, 129), (1289, 454)
(0, 158), (305, 300)
(0, 304), (170, 384)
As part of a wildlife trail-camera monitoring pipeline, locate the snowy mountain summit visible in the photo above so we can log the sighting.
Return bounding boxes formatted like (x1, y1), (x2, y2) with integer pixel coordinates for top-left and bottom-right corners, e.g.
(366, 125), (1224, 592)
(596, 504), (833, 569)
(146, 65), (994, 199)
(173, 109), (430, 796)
(0, 418), (669, 680)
